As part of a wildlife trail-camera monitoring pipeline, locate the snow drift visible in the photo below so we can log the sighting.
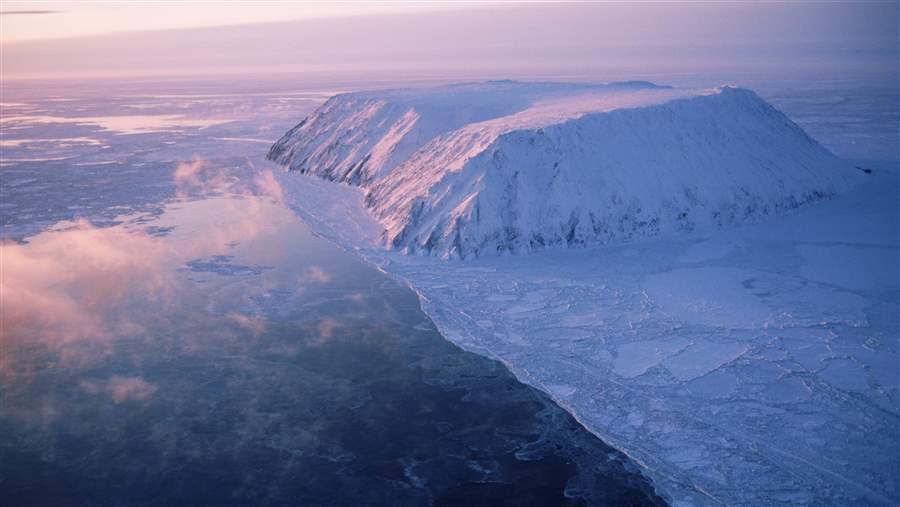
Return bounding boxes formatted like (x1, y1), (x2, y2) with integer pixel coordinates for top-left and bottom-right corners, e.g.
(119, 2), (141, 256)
(270, 81), (860, 258)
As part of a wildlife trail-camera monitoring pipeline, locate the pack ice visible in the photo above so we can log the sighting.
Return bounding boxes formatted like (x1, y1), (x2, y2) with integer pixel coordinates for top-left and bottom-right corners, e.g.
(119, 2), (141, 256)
(269, 81), (898, 506)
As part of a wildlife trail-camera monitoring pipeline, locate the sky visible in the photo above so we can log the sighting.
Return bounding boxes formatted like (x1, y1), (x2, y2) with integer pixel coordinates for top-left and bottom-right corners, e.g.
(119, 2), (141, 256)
(0, 1), (470, 42)
(0, 1), (897, 83)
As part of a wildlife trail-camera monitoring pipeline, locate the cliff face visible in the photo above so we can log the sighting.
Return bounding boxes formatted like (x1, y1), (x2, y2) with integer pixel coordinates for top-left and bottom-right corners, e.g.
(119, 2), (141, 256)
(268, 82), (897, 507)
(267, 81), (617, 185)
(271, 82), (859, 258)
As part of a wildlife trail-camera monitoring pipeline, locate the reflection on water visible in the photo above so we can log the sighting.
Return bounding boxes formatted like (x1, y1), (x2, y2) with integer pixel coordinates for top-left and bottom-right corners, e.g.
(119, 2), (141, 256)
(1, 195), (289, 377)
(1, 81), (665, 505)
(1, 191), (665, 506)
(1, 71), (895, 507)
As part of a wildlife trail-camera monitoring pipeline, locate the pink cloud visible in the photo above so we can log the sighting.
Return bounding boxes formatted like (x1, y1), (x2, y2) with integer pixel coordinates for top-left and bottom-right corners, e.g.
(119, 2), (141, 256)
(318, 318), (339, 338)
(295, 317), (343, 348)
(300, 265), (332, 284)
(3, 165), (292, 382)
(253, 169), (285, 204)
(0, 201), (282, 380)
(108, 375), (157, 402)
(173, 156), (205, 187)
(173, 156), (233, 197)
(173, 157), (285, 204)
(227, 312), (266, 336)
(80, 375), (157, 403)
(0, 220), (170, 354)
(306, 317), (341, 347)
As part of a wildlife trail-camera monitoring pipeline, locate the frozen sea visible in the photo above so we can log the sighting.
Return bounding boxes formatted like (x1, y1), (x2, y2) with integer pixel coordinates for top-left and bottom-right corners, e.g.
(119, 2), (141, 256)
(256, 75), (899, 506)
(1, 79), (667, 506)
(1, 74), (897, 506)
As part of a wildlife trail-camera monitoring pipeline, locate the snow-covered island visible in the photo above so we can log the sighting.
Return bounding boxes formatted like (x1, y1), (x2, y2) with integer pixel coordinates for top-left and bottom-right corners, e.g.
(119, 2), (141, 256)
(268, 81), (898, 506)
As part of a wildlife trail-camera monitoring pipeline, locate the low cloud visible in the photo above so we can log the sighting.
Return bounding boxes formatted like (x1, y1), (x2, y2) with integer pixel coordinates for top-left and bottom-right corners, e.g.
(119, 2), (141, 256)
(227, 312), (266, 336)
(1, 220), (170, 354)
(294, 317), (343, 348)
(0, 198), (283, 380)
(172, 156), (205, 186)
(318, 318), (339, 339)
(80, 375), (157, 403)
(300, 265), (332, 284)
(173, 156), (232, 197)
(253, 170), (285, 204)
(3, 158), (290, 382)
(173, 156), (285, 203)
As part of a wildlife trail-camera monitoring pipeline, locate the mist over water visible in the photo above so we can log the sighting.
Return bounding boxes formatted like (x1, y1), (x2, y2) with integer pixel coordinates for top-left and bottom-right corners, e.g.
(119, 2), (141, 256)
(0, 85), (671, 506)
(1, 3), (897, 505)
(2, 70), (893, 504)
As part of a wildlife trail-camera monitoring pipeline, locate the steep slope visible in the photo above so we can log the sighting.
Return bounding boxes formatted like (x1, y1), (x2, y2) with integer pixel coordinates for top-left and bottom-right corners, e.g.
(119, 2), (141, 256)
(267, 80), (663, 185)
(273, 161), (899, 507)
(270, 81), (861, 258)
(366, 86), (859, 257)
(270, 82), (896, 506)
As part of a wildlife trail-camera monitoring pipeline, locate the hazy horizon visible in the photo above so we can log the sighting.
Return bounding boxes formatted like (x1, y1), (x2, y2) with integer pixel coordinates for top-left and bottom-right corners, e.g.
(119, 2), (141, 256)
(2, 2), (897, 84)
(3, 3), (899, 507)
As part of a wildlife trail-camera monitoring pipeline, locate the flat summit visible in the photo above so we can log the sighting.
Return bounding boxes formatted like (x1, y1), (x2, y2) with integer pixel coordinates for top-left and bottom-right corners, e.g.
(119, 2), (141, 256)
(270, 81), (860, 257)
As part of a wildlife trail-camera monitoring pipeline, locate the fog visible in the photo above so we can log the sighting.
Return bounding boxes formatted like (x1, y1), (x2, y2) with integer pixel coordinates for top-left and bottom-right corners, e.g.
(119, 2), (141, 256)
(2, 2), (897, 84)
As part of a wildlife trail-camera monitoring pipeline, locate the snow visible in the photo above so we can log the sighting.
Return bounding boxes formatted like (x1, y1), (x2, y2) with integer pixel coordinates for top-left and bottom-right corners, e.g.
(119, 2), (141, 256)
(642, 267), (869, 329)
(268, 81), (630, 184)
(269, 81), (899, 506)
(368, 85), (861, 258)
(271, 81), (861, 259)
(268, 80), (677, 186)
(798, 244), (898, 291)
(612, 338), (692, 378)
(662, 340), (750, 382)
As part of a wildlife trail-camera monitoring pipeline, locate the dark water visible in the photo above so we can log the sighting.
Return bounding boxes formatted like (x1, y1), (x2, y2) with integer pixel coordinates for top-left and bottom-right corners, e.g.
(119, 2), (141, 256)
(1, 81), (665, 506)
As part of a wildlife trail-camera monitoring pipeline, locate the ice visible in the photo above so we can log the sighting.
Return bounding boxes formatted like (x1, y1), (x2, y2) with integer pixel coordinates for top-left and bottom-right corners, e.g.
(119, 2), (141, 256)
(686, 370), (740, 399)
(798, 244), (898, 291)
(547, 384), (578, 399)
(269, 82), (899, 506)
(643, 267), (869, 329)
(818, 358), (871, 394)
(271, 81), (861, 259)
(613, 339), (691, 378)
(0, 137), (103, 147)
(662, 340), (749, 382)
(676, 238), (738, 264)
(0, 114), (232, 134)
(275, 163), (900, 505)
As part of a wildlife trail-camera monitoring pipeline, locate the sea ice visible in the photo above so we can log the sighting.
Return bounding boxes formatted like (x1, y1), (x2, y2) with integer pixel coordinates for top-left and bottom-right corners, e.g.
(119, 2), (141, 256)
(269, 82), (899, 506)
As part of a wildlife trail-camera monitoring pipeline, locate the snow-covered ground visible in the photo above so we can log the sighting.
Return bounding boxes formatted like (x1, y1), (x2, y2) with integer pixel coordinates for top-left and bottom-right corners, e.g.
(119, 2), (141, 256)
(270, 81), (860, 258)
(270, 81), (899, 506)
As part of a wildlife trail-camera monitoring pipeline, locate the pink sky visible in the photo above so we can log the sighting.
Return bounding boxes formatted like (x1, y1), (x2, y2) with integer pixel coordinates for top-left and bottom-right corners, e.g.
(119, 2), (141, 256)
(0, 1), (466, 42)
(1, 2), (896, 81)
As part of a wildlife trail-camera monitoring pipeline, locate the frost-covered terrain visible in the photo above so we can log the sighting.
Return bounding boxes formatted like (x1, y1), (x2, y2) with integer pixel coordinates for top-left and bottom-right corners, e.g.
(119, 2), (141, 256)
(270, 81), (860, 258)
(270, 81), (899, 506)
(267, 81), (636, 184)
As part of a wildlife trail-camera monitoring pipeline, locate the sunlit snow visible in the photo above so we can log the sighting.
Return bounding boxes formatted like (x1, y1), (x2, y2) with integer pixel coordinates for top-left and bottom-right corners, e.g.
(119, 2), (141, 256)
(270, 81), (899, 506)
